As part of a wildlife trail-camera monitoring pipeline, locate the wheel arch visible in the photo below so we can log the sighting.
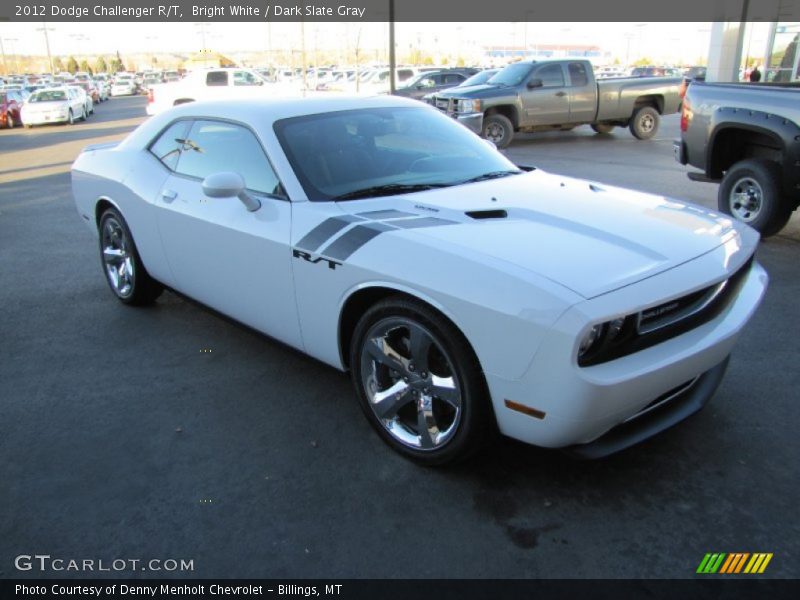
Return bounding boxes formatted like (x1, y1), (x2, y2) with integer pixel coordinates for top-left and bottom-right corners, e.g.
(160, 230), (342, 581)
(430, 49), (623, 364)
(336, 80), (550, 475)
(706, 121), (786, 178)
(337, 283), (481, 372)
(484, 104), (519, 129)
(633, 94), (664, 114)
(94, 196), (123, 230)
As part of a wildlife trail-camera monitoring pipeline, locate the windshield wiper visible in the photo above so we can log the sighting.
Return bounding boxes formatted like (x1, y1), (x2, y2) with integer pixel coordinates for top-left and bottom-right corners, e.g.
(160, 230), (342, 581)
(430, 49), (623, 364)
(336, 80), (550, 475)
(458, 170), (522, 184)
(332, 183), (451, 201)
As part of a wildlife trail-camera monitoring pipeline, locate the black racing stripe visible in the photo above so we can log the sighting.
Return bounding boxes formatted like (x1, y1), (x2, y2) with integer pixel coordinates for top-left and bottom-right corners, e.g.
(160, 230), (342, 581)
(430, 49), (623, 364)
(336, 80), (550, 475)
(356, 209), (418, 220)
(321, 223), (395, 261)
(389, 217), (457, 229)
(295, 215), (364, 252)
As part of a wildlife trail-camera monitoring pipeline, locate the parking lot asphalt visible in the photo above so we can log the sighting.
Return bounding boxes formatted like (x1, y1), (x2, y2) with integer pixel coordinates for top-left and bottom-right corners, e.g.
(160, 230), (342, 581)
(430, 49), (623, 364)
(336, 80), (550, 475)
(1, 96), (798, 579)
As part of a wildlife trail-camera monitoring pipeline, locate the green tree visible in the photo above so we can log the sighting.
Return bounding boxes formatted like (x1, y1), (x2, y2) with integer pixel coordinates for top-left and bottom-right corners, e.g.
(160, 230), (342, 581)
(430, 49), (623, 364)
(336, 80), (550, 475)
(79, 59), (92, 75)
(66, 56), (79, 74)
(53, 57), (65, 72)
(95, 56), (108, 74)
(633, 57), (653, 67)
(109, 58), (123, 73)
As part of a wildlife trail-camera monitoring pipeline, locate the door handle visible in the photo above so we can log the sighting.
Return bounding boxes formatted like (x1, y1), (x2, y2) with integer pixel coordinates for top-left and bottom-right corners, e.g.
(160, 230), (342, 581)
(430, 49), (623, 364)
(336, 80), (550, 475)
(161, 189), (177, 202)
(555, 91), (567, 97)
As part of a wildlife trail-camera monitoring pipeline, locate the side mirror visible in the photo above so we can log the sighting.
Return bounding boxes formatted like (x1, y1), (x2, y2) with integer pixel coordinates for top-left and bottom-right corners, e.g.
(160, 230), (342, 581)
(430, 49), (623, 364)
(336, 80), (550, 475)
(202, 172), (261, 212)
(527, 78), (543, 89)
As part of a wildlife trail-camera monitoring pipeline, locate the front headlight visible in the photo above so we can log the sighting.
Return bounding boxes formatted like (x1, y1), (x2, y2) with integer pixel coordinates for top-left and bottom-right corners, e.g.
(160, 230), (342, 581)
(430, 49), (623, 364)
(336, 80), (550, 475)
(577, 316), (633, 363)
(458, 99), (481, 113)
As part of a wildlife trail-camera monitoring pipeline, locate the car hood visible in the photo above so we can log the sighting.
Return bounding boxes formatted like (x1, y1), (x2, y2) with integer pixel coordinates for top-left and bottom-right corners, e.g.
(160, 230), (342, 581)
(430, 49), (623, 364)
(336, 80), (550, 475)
(334, 170), (755, 299)
(23, 101), (67, 111)
(435, 83), (512, 99)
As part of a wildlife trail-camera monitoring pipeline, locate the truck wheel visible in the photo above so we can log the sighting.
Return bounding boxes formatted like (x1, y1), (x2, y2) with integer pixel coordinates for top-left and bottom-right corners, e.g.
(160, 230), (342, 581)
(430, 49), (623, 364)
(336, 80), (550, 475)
(591, 123), (615, 134)
(629, 106), (660, 140)
(718, 158), (792, 237)
(482, 114), (514, 149)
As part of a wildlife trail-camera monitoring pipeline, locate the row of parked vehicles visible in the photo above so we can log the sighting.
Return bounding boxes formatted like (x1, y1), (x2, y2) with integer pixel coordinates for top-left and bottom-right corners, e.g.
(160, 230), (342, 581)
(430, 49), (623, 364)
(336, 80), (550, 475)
(0, 82), (100, 128)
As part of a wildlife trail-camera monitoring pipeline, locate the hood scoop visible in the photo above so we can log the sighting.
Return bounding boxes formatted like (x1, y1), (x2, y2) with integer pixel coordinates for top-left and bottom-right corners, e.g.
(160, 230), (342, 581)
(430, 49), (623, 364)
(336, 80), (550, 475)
(466, 209), (508, 220)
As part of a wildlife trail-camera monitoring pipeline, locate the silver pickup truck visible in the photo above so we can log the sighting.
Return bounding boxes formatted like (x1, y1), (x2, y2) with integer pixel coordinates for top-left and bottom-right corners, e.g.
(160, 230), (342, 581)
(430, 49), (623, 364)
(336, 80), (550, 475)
(675, 82), (800, 236)
(431, 59), (682, 148)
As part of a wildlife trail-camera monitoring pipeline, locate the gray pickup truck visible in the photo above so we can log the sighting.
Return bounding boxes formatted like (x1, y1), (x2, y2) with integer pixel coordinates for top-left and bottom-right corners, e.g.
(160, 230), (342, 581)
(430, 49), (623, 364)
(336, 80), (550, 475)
(431, 59), (682, 148)
(675, 82), (800, 236)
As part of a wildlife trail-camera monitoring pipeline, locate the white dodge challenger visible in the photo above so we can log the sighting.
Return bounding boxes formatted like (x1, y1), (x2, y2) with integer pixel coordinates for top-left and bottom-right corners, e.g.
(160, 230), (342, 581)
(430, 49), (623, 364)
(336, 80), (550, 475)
(71, 96), (767, 464)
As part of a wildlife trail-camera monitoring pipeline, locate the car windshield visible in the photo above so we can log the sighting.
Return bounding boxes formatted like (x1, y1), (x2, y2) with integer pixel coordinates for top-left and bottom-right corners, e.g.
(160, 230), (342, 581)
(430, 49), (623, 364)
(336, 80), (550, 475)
(401, 72), (436, 88)
(274, 106), (520, 202)
(30, 91), (66, 102)
(461, 70), (496, 87)
(487, 63), (534, 86)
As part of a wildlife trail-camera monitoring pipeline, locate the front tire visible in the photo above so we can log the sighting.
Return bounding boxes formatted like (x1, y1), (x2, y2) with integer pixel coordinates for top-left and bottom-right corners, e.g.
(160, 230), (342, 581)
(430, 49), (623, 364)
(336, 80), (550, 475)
(629, 106), (660, 140)
(6, 114), (15, 129)
(67, 110), (74, 125)
(98, 207), (163, 305)
(350, 297), (492, 466)
(482, 113), (514, 149)
(718, 158), (792, 237)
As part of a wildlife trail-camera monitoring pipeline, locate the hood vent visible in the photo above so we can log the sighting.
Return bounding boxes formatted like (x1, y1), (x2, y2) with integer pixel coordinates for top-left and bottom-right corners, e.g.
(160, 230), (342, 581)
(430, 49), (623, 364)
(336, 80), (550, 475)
(466, 209), (508, 220)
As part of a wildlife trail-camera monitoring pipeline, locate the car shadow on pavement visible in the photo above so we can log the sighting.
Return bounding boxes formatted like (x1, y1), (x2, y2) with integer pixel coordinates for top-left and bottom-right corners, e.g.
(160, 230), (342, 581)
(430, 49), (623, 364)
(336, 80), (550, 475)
(0, 125), (136, 153)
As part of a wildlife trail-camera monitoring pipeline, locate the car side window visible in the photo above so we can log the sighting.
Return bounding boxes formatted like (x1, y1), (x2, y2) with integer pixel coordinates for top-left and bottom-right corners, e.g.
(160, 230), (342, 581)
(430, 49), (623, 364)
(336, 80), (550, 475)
(206, 71), (228, 86)
(173, 120), (283, 196)
(149, 120), (193, 171)
(533, 64), (565, 88)
(568, 62), (589, 86)
(233, 71), (260, 86)
(444, 74), (464, 84)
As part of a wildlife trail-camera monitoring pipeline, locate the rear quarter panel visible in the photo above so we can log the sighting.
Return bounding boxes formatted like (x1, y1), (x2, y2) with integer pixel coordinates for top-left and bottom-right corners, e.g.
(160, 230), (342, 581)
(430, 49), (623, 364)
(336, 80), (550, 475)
(596, 77), (682, 121)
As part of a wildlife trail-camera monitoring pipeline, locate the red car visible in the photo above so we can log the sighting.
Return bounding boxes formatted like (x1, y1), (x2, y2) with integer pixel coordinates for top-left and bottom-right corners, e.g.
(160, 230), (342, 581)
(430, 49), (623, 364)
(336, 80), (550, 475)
(1, 90), (23, 128)
(76, 81), (100, 104)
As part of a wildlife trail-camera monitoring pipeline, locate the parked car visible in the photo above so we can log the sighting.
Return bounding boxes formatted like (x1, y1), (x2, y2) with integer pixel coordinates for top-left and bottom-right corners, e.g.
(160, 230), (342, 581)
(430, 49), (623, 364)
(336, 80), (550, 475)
(75, 81), (101, 104)
(0, 90), (23, 128)
(21, 87), (87, 126)
(69, 85), (94, 116)
(432, 59), (682, 147)
(71, 96), (767, 464)
(393, 69), (479, 100)
(111, 75), (137, 96)
(675, 81), (800, 236)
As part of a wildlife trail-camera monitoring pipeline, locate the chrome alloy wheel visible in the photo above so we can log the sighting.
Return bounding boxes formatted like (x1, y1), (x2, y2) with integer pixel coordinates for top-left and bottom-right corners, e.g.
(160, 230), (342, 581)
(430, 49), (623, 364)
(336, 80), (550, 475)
(359, 318), (462, 450)
(729, 176), (763, 222)
(101, 216), (135, 297)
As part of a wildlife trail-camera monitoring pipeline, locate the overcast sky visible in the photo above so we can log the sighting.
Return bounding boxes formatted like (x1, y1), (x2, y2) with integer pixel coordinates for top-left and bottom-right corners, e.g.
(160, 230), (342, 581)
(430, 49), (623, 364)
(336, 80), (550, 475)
(0, 21), (774, 65)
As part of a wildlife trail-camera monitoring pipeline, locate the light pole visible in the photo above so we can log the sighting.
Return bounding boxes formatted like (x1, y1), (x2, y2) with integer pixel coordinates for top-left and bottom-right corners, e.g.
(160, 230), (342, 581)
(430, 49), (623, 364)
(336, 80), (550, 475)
(36, 23), (55, 74)
(5, 38), (19, 73)
(0, 37), (7, 76)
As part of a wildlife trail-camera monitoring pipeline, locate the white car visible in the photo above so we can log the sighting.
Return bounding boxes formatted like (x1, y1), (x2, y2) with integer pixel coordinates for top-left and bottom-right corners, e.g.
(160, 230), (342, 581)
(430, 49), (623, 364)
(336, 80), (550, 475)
(111, 77), (137, 96)
(22, 87), (87, 126)
(71, 96), (767, 464)
(68, 85), (94, 117)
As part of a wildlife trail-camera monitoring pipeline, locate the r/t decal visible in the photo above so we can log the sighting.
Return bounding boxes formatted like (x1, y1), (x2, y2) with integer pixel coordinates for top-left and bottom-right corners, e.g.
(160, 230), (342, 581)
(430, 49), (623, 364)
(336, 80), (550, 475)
(292, 249), (342, 270)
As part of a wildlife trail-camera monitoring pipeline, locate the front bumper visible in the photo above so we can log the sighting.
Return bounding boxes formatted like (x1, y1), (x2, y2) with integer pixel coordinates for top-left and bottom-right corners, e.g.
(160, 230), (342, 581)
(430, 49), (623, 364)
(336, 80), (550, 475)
(483, 249), (767, 455)
(453, 112), (483, 134)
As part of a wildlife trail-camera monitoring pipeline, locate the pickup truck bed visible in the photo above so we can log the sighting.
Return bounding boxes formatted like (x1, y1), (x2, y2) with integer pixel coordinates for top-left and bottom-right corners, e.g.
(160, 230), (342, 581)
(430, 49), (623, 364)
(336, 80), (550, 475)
(676, 81), (800, 236)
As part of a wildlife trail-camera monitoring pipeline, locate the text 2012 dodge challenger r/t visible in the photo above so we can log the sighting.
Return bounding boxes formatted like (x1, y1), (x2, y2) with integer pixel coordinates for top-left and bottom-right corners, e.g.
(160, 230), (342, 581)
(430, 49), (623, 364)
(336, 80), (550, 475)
(71, 96), (767, 465)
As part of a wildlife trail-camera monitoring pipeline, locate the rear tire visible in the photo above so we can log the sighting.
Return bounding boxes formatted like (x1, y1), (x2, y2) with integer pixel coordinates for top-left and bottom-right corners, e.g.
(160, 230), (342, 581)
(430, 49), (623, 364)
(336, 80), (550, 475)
(482, 114), (514, 149)
(591, 122), (615, 134)
(350, 296), (493, 466)
(718, 158), (792, 237)
(629, 106), (660, 140)
(6, 115), (15, 129)
(98, 207), (164, 305)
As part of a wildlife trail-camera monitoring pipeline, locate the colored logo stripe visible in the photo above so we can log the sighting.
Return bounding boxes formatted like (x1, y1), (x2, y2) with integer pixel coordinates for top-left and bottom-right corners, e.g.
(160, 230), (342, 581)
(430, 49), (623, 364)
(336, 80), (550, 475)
(697, 553), (773, 574)
(697, 553), (726, 573)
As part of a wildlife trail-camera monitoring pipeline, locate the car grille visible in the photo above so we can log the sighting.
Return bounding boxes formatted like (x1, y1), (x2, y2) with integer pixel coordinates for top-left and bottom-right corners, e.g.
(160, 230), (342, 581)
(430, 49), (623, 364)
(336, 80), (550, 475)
(434, 97), (452, 112)
(578, 256), (754, 367)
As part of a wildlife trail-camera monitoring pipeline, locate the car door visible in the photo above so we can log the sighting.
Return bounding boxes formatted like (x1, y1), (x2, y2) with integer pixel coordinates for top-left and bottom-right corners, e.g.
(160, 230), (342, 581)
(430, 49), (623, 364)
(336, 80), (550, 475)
(152, 118), (302, 349)
(520, 63), (569, 126)
(565, 61), (596, 123)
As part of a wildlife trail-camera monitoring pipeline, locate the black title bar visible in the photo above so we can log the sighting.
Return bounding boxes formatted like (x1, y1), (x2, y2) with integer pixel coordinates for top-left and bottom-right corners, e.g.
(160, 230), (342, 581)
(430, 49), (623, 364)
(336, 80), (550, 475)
(3, 0), (800, 22)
